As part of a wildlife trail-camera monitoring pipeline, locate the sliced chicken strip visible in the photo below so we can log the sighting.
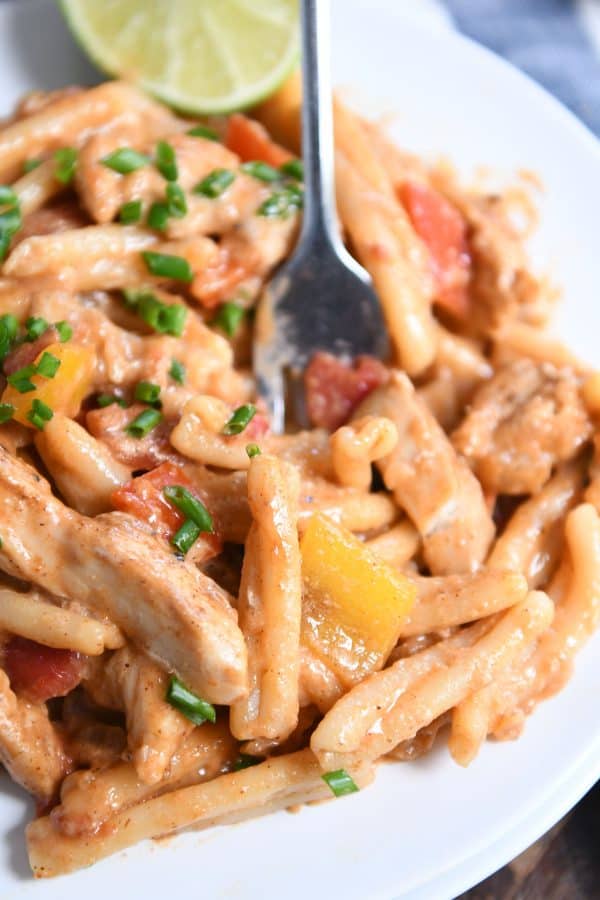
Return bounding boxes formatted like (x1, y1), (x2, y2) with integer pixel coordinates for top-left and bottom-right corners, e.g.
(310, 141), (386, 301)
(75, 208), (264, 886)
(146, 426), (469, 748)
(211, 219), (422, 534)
(85, 646), (193, 784)
(452, 359), (592, 495)
(0, 447), (247, 704)
(355, 371), (494, 574)
(0, 668), (70, 801)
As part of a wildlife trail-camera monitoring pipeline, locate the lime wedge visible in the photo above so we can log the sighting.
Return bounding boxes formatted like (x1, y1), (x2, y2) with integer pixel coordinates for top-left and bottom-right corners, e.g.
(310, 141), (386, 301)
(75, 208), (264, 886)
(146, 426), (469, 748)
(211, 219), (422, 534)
(60, 0), (299, 114)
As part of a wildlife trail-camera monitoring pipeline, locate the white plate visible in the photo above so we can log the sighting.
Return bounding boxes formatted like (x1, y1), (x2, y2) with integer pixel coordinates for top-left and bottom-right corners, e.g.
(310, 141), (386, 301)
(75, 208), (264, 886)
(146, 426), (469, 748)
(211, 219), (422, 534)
(0, 2), (599, 899)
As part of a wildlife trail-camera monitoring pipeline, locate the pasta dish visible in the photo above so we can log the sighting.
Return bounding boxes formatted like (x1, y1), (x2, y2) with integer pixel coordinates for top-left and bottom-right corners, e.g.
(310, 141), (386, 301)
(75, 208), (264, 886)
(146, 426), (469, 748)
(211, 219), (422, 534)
(0, 81), (597, 878)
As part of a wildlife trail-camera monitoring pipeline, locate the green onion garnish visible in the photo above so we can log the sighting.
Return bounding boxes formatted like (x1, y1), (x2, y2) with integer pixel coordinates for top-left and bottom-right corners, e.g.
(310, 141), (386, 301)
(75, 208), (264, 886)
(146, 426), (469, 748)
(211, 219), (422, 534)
(321, 769), (359, 798)
(0, 403), (14, 424)
(169, 358), (186, 384)
(125, 408), (162, 438)
(246, 443), (261, 458)
(101, 148), (149, 175)
(223, 404), (256, 436)
(156, 141), (178, 181)
(257, 183), (303, 218)
(7, 364), (36, 394)
(233, 754), (263, 771)
(166, 675), (216, 725)
(212, 301), (244, 337)
(26, 398), (53, 431)
(122, 289), (188, 336)
(23, 158), (42, 174)
(134, 381), (161, 406)
(0, 186), (18, 206)
(96, 393), (126, 408)
(53, 147), (78, 185)
(171, 519), (201, 555)
(240, 160), (280, 183)
(163, 485), (213, 532)
(0, 313), (19, 361)
(166, 182), (187, 218)
(187, 125), (219, 141)
(36, 351), (60, 378)
(55, 320), (72, 343)
(280, 158), (304, 181)
(193, 168), (235, 199)
(147, 202), (170, 232)
(119, 199), (143, 224)
(24, 316), (48, 341)
(142, 251), (193, 283)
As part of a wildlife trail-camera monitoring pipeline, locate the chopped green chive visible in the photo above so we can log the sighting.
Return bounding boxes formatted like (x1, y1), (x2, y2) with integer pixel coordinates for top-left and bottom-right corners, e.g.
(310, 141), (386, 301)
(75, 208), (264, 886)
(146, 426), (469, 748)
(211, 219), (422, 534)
(36, 351), (60, 378)
(0, 403), (14, 424)
(0, 313), (19, 361)
(24, 316), (48, 341)
(26, 398), (53, 431)
(55, 320), (72, 343)
(155, 141), (178, 181)
(321, 769), (359, 798)
(223, 404), (256, 436)
(171, 519), (201, 555)
(134, 381), (161, 406)
(233, 754), (263, 771)
(166, 182), (187, 218)
(122, 289), (188, 336)
(240, 160), (280, 183)
(53, 147), (78, 185)
(187, 124), (219, 141)
(119, 199), (143, 224)
(245, 443), (261, 459)
(193, 168), (235, 199)
(0, 186), (18, 206)
(257, 183), (303, 218)
(125, 408), (162, 438)
(212, 301), (244, 338)
(23, 158), (42, 174)
(163, 485), (214, 532)
(169, 358), (186, 385)
(7, 364), (37, 394)
(166, 675), (216, 725)
(280, 158), (304, 181)
(96, 393), (126, 409)
(142, 251), (193, 283)
(147, 202), (170, 232)
(101, 148), (149, 175)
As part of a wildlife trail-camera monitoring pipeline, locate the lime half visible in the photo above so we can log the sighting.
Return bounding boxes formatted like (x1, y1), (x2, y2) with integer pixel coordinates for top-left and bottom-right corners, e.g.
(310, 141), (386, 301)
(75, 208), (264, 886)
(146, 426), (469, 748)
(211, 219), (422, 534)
(60, 0), (299, 114)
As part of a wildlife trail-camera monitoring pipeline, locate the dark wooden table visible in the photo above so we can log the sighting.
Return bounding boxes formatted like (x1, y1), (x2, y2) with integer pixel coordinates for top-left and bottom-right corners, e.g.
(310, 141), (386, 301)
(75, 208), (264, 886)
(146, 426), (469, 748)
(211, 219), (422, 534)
(457, 782), (599, 899)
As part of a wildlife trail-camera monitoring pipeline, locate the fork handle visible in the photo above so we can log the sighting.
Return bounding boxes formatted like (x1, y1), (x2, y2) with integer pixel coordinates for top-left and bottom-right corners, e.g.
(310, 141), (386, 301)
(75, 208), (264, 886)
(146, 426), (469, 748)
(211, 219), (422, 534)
(299, 0), (340, 251)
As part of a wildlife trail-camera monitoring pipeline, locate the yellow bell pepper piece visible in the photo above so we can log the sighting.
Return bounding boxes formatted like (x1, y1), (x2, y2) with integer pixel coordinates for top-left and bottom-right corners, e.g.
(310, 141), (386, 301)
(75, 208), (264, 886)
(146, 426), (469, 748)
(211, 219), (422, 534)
(300, 514), (415, 684)
(2, 341), (95, 427)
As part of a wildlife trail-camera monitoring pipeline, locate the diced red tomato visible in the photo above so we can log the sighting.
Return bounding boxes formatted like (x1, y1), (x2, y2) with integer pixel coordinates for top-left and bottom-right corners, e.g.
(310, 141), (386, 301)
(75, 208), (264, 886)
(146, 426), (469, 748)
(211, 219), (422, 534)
(225, 113), (294, 167)
(304, 352), (388, 431)
(86, 403), (174, 469)
(2, 326), (59, 375)
(111, 462), (222, 561)
(399, 180), (472, 319)
(3, 636), (84, 703)
(245, 412), (270, 440)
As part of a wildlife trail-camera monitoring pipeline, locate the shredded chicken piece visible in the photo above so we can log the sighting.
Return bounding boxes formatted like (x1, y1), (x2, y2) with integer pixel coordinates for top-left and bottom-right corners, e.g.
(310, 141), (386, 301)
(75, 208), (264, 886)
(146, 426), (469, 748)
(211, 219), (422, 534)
(85, 646), (193, 784)
(452, 359), (592, 495)
(355, 371), (494, 574)
(0, 447), (247, 704)
(0, 669), (70, 801)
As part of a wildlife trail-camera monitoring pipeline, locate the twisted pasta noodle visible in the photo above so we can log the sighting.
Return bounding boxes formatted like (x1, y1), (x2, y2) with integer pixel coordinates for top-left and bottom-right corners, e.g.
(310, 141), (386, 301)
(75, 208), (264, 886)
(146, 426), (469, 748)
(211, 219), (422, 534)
(311, 591), (553, 771)
(331, 415), (398, 489)
(230, 455), (302, 742)
(364, 519), (420, 568)
(170, 395), (253, 470)
(27, 749), (375, 878)
(0, 588), (123, 655)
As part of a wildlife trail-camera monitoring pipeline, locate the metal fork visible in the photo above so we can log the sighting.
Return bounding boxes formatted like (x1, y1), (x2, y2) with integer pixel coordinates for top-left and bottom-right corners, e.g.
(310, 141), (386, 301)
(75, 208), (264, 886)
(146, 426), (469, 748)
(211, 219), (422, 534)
(253, 0), (388, 432)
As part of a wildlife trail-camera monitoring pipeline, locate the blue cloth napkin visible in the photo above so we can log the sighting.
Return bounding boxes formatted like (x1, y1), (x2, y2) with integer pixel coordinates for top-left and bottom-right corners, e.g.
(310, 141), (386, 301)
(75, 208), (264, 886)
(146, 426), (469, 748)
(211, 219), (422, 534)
(443, 0), (600, 136)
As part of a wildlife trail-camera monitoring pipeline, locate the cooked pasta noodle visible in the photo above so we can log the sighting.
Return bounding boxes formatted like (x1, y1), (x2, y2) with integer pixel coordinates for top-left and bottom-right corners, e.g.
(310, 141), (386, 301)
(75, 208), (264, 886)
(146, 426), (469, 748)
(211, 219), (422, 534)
(0, 82), (593, 878)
